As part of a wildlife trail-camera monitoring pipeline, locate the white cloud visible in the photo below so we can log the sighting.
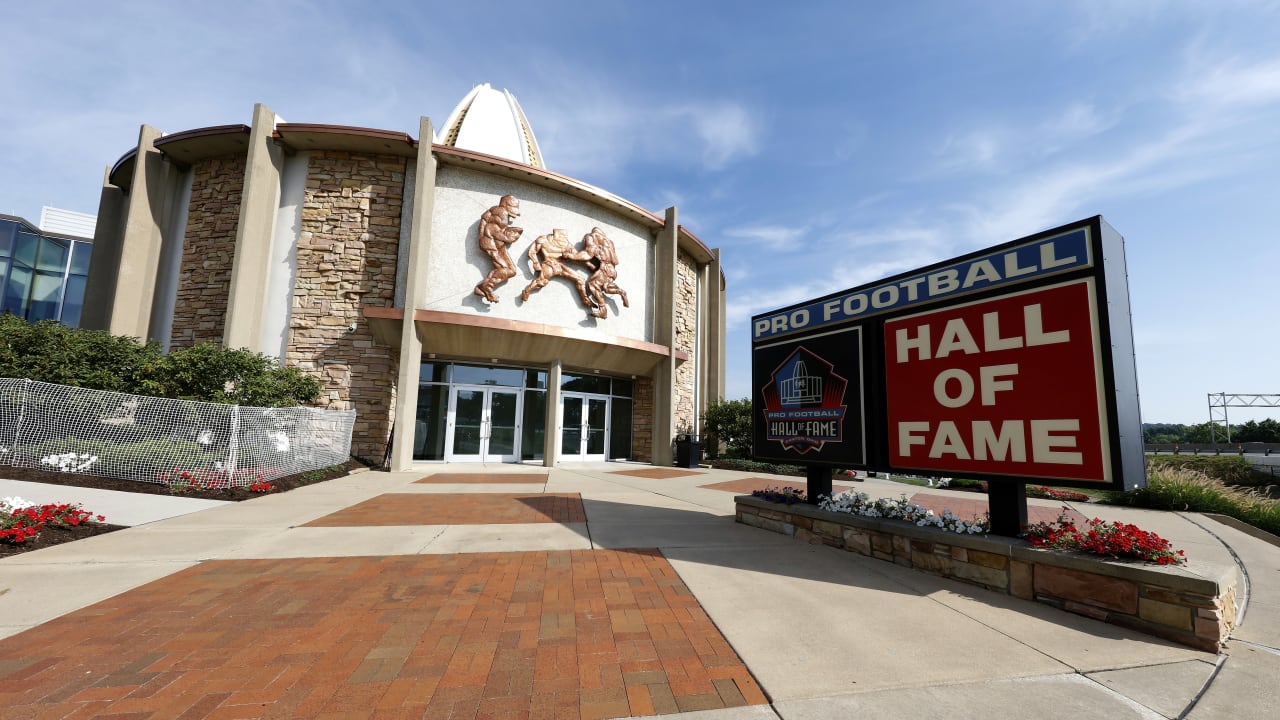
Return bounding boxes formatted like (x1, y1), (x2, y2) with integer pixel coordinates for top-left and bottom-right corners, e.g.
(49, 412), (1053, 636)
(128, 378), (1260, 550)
(723, 224), (807, 250)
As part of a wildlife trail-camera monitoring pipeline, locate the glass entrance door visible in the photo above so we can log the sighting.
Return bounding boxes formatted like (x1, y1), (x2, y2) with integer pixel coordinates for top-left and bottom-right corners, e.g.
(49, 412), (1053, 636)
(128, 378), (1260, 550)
(560, 393), (609, 461)
(447, 386), (521, 462)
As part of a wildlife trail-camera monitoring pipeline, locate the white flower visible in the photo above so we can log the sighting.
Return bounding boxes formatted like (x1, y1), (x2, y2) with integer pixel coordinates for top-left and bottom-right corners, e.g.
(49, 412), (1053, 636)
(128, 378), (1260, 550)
(1, 496), (34, 513)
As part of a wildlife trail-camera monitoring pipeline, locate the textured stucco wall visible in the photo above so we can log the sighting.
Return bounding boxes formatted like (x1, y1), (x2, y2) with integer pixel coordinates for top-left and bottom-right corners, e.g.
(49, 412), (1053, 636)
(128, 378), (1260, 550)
(426, 166), (654, 343)
(170, 155), (245, 349)
(289, 151), (405, 460)
(673, 252), (699, 435)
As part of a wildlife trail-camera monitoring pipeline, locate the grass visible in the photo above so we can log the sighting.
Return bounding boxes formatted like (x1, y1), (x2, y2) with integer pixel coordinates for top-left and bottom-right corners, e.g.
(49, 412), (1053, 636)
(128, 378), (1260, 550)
(1109, 466), (1280, 536)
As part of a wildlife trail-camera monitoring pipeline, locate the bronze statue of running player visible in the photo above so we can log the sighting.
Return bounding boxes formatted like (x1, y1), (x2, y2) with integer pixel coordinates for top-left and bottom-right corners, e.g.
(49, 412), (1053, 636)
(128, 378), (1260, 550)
(473, 195), (523, 303)
(579, 227), (629, 318)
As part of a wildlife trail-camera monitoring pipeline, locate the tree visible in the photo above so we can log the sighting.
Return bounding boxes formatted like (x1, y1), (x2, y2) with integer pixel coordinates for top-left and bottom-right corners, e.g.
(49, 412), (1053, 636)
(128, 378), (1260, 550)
(702, 398), (753, 458)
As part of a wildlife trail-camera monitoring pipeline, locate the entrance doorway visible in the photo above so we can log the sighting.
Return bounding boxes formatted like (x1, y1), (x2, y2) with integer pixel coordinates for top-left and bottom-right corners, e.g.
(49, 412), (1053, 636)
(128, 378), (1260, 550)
(560, 392), (609, 461)
(447, 386), (522, 462)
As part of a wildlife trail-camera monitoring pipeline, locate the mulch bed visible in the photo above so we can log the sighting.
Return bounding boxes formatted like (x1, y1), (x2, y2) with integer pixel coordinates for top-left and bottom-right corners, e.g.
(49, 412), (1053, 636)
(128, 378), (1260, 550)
(1, 460), (362, 557)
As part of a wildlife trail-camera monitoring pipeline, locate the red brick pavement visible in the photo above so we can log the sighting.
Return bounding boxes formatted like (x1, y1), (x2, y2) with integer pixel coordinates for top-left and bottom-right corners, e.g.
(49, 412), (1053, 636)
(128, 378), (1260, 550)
(416, 473), (548, 484)
(907, 492), (1088, 526)
(0, 550), (766, 719)
(607, 469), (704, 480)
(698, 478), (856, 496)
(304, 494), (588, 527)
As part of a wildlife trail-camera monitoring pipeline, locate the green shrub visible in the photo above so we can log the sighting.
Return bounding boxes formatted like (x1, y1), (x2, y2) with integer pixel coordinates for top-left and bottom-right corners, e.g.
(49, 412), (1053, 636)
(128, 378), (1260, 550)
(1114, 466), (1280, 536)
(709, 457), (805, 476)
(0, 315), (320, 407)
(1145, 454), (1273, 487)
(702, 398), (753, 458)
(0, 315), (161, 392)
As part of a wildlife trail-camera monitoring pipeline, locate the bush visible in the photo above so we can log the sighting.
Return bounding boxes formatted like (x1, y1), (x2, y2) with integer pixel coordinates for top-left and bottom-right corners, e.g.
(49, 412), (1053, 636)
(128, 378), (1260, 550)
(709, 457), (806, 476)
(149, 343), (320, 407)
(1145, 454), (1273, 488)
(702, 398), (753, 458)
(0, 316), (320, 407)
(1114, 467), (1280, 537)
(0, 315), (160, 392)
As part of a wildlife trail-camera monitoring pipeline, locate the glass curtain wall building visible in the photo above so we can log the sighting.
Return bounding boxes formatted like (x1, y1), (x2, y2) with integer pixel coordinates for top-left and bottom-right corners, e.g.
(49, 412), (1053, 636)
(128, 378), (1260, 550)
(0, 214), (93, 326)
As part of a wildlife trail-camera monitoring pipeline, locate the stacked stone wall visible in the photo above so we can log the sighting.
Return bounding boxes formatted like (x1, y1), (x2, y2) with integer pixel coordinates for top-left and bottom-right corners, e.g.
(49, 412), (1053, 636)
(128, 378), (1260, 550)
(673, 253), (698, 434)
(170, 154), (245, 349)
(632, 376), (654, 461)
(736, 496), (1238, 653)
(289, 151), (406, 461)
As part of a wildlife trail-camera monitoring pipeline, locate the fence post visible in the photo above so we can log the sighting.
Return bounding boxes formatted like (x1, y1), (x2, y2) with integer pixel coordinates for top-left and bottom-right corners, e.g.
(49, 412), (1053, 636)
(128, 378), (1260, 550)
(227, 405), (240, 483)
(11, 379), (32, 458)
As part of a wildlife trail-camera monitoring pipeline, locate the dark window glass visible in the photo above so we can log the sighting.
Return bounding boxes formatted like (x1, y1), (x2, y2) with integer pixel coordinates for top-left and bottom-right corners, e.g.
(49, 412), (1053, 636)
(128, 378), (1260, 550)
(525, 369), (547, 389)
(562, 374), (612, 394)
(610, 398), (633, 460)
(0, 222), (13, 257)
(521, 390), (546, 460)
(60, 274), (87, 326)
(419, 362), (449, 384)
(36, 237), (68, 273)
(453, 364), (524, 387)
(69, 241), (92, 274)
(2, 265), (32, 316)
(14, 232), (38, 267)
(611, 378), (633, 398)
(413, 384), (449, 461)
(28, 272), (64, 321)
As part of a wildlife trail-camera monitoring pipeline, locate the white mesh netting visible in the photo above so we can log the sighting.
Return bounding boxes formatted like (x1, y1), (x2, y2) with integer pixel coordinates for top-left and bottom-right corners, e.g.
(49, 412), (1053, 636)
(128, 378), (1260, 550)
(0, 378), (355, 487)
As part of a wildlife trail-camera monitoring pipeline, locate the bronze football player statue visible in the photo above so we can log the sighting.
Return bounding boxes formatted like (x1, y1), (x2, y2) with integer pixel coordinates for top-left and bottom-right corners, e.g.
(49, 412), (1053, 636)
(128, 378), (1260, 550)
(580, 227), (629, 318)
(520, 228), (591, 305)
(473, 195), (523, 303)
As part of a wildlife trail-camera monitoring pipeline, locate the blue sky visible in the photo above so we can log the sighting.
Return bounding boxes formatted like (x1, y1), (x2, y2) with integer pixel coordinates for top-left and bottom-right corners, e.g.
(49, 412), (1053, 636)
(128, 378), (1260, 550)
(2, 1), (1277, 425)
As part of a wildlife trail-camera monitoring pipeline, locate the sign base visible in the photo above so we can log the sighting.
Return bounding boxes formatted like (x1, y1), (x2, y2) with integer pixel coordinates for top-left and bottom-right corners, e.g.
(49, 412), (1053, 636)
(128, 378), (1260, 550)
(806, 465), (833, 505)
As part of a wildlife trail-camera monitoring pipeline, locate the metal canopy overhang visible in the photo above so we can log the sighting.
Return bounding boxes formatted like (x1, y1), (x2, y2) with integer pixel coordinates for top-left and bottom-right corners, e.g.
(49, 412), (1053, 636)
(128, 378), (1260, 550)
(363, 307), (686, 377)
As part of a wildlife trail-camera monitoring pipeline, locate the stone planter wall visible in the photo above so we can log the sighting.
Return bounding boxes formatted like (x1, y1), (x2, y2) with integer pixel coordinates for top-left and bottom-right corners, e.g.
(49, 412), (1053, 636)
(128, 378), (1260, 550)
(735, 495), (1239, 653)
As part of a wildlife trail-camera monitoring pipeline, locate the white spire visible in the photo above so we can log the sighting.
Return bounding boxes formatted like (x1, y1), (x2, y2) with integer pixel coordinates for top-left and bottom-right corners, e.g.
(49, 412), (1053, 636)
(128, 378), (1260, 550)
(436, 83), (545, 168)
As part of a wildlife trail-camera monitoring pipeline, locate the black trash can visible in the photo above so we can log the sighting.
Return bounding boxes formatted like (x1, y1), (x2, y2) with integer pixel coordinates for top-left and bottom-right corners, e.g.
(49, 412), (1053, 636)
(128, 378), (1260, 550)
(674, 434), (702, 468)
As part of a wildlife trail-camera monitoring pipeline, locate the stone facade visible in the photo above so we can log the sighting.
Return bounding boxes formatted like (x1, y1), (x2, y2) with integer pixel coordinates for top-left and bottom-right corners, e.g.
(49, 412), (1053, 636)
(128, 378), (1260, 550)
(673, 253), (698, 434)
(289, 151), (406, 461)
(735, 496), (1239, 653)
(631, 376), (654, 461)
(170, 155), (245, 349)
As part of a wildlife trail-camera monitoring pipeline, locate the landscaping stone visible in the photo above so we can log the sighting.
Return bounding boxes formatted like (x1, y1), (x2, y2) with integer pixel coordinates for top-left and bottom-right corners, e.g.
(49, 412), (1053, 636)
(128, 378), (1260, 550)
(734, 494), (1238, 652)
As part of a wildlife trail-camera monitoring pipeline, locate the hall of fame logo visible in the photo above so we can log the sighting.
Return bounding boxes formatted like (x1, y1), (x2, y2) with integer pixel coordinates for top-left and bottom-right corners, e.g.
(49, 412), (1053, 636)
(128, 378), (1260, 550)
(760, 347), (848, 454)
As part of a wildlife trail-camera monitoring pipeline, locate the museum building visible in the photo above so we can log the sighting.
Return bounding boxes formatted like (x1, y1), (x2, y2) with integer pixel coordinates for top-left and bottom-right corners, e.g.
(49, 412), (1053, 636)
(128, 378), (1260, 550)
(81, 85), (726, 469)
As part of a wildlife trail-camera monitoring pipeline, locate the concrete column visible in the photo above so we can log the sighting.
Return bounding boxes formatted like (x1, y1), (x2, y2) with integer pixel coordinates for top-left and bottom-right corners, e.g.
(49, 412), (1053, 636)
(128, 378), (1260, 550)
(105, 125), (168, 340)
(389, 118), (438, 472)
(81, 167), (129, 331)
(223, 103), (283, 352)
(707, 248), (726, 402)
(650, 206), (678, 466)
(543, 359), (563, 467)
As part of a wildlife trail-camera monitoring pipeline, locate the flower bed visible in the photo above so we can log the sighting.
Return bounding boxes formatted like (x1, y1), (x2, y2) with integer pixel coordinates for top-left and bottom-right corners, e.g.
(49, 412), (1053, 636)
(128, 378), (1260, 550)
(1, 496), (105, 545)
(735, 494), (1239, 652)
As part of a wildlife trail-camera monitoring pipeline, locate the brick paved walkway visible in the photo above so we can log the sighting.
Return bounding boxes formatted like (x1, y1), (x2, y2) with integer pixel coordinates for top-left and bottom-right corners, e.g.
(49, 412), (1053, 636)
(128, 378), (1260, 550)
(304, 494), (588, 527)
(907, 492), (1088, 526)
(698, 477), (856, 496)
(416, 473), (548, 484)
(0, 550), (765, 719)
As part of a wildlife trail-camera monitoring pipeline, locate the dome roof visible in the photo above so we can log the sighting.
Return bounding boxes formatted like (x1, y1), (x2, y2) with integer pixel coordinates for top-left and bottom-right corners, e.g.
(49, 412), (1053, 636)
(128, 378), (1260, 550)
(436, 83), (545, 168)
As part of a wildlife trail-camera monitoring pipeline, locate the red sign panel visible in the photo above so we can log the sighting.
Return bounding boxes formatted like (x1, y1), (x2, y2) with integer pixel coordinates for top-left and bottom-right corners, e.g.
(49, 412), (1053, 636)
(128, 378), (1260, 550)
(884, 279), (1109, 483)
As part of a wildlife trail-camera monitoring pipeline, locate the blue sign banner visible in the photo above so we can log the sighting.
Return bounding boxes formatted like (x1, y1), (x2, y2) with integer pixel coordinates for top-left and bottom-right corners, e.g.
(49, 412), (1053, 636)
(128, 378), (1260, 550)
(752, 228), (1091, 341)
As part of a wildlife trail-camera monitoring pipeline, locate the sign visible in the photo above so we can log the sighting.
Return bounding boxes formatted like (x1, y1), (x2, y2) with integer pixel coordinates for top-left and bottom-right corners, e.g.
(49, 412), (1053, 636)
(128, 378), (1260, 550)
(750, 217), (1145, 491)
(755, 326), (865, 465)
(885, 280), (1109, 482)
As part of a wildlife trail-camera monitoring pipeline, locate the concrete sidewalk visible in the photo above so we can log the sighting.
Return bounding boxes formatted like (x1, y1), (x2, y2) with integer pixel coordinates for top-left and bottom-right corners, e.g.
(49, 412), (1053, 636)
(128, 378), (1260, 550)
(0, 465), (1276, 719)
